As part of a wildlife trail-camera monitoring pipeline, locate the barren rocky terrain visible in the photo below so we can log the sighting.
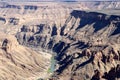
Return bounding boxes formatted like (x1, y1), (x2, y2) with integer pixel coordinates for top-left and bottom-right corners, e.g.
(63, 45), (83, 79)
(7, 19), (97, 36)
(0, 32), (51, 80)
(0, 1), (119, 80)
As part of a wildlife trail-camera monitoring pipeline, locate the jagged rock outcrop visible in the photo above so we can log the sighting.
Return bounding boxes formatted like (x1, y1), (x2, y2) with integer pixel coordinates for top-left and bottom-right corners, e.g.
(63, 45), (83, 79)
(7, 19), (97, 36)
(16, 10), (120, 80)
(0, 1), (119, 27)
(0, 32), (51, 80)
(102, 64), (120, 80)
(0, 1), (119, 35)
(0, 1), (119, 80)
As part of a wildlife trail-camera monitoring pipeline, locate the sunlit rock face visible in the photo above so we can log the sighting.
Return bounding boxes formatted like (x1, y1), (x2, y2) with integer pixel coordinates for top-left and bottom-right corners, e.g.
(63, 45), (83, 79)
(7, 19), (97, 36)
(16, 10), (120, 80)
(0, 1), (119, 27)
(0, 1), (119, 80)
(0, 32), (51, 80)
(0, 1), (119, 35)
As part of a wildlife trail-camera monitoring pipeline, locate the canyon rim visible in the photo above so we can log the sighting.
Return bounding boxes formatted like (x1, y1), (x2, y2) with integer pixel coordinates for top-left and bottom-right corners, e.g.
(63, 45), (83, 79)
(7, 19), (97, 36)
(0, 0), (119, 80)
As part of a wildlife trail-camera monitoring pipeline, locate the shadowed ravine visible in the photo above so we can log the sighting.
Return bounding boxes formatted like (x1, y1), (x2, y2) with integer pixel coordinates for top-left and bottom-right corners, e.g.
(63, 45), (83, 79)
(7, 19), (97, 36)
(16, 10), (120, 80)
(0, 1), (119, 80)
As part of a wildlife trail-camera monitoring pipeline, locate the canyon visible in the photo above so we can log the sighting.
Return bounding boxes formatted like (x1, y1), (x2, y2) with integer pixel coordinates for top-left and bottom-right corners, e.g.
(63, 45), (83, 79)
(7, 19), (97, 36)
(0, 1), (119, 80)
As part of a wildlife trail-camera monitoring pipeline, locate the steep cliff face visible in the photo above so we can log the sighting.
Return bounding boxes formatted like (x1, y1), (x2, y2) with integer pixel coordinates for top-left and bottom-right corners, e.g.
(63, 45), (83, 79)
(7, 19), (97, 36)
(0, 1), (119, 35)
(16, 10), (120, 80)
(0, 1), (119, 80)
(0, 2), (72, 35)
(0, 1), (119, 27)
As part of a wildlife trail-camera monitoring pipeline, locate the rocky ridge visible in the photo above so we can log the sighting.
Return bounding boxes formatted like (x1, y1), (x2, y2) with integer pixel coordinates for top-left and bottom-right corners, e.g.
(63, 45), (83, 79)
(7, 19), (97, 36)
(16, 10), (120, 80)
(0, 1), (119, 80)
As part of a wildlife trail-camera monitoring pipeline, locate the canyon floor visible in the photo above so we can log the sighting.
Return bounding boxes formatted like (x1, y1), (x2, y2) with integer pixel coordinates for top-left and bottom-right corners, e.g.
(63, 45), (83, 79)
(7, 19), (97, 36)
(0, 1), (120, 80)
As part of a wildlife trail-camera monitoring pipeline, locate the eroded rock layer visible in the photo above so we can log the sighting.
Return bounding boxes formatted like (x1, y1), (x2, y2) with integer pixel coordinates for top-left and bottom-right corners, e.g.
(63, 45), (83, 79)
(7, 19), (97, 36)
(16, 10), (120, 80)
(0, 32), (51, 80)
(0, 1), (119, 80)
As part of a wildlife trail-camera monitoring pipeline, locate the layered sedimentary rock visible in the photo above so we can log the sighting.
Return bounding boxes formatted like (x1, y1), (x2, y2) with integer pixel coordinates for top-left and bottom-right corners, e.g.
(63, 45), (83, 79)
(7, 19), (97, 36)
(0, 1), (119, 80)
(0, 32), (51, 80)
(0, 1), (119, 35)
(16, 10), (120, 80)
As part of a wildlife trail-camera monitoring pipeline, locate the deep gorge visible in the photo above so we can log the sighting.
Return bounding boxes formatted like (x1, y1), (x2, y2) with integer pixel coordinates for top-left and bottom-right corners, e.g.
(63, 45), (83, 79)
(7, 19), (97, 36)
(16, 10), (120, 80)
